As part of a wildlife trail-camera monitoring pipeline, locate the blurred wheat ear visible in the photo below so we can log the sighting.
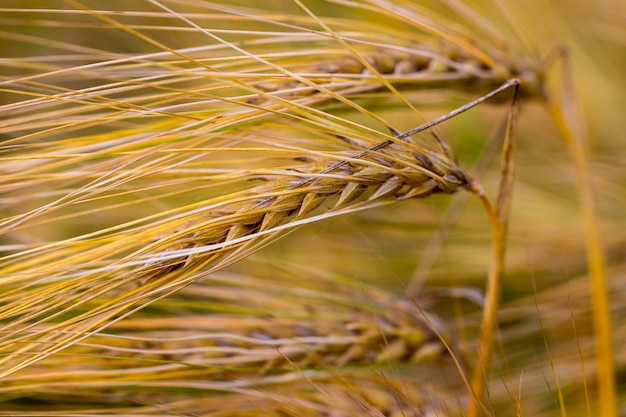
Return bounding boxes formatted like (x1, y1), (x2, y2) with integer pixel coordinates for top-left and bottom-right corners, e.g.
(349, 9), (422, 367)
(0, 1), (614, 416)
(0, 266), (459, 412)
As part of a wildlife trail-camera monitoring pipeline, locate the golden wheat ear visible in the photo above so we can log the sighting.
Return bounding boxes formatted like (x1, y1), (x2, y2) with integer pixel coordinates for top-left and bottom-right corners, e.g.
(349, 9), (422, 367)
(0, 75), (522, 381)
(134, 79), (523, 285)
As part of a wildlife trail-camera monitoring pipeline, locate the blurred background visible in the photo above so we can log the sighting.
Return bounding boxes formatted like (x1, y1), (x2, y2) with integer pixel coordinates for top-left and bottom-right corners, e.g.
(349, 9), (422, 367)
(1, 1), (625, 415)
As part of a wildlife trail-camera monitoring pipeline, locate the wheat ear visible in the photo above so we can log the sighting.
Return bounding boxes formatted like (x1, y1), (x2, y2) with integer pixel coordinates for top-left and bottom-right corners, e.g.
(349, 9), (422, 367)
(0, 266), (456, 411)
(0, 289), (447, 403)
(139, 79), (519, 281)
